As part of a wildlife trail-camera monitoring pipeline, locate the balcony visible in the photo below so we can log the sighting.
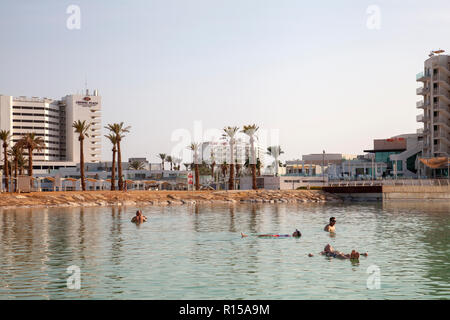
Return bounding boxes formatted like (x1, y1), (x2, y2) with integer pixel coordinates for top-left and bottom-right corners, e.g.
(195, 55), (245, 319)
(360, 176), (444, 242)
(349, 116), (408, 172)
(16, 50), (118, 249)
(417, 100), (431, 109)
(416, 114), (425, 122)
(434, 103), (450, 116)
(417, 128), (424, 134)
(416, 71), (431, 82)
(433, 88), (450, 102)
(416, 87), (429, 95)
(434, 116), (450, 129)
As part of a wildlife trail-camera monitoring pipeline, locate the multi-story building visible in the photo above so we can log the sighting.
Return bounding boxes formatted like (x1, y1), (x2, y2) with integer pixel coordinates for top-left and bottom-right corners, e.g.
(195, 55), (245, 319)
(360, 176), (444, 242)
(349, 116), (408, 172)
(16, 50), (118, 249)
(416, 51), (450, 176)
(200, 138), (265, 167)
(0, 90), (102, 171)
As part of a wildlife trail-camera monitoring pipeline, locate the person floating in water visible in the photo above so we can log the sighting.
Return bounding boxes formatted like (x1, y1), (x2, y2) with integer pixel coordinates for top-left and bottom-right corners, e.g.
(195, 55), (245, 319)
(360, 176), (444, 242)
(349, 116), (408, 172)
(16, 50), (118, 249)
(324, 217), (336, 232)
(131, 210), (147, 223)
(318, 244), (368, 260)
(241, 229), (301, 238)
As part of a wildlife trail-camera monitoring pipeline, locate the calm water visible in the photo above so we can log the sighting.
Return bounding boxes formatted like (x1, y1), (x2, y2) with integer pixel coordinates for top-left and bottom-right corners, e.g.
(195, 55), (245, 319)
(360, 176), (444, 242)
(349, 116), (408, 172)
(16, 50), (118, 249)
(0, 202), (449, 300)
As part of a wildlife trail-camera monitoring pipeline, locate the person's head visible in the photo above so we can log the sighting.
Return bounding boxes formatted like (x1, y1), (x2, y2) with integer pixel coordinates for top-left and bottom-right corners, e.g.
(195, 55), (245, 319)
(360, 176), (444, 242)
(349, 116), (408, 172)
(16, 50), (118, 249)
(324, 244), (333, 253)
(136, 210), (141, 216)
(329, 217), (336, 226)
(292, 229), (301, 238)
(350, 250), (360, 259)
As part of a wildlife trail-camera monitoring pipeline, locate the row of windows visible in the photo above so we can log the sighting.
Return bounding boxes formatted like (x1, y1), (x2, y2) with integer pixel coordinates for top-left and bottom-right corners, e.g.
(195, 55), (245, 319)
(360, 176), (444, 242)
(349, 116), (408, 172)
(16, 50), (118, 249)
(12, 133), (63, 139)
(13, 126), (60, 132)
(13, 119), (61, 126)
(13, 106), (62, 113)
(13, 112), (64, 120)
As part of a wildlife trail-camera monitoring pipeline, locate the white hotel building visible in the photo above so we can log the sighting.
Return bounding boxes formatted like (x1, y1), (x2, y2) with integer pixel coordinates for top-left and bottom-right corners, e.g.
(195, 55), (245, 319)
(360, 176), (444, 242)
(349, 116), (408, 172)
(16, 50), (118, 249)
(0, 90), (101, 171)
(200, 138), (265, 167)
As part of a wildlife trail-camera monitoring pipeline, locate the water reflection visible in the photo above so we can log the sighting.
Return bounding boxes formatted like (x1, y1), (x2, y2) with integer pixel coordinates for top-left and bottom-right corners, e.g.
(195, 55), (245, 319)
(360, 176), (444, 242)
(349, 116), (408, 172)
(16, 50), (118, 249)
(0, 202), (448, 299)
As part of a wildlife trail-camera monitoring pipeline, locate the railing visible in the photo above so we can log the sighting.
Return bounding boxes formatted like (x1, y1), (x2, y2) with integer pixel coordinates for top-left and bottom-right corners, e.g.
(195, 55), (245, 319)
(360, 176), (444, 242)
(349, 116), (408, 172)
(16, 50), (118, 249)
(416, 114), (424, 122)
(432, 73), (450, 84)
(434, 116), (450, 126)
(416, 71), (431, 81)
(416, 87), (429, 95)
(327, 178), (450, 187)
(433, 88), (450, 100)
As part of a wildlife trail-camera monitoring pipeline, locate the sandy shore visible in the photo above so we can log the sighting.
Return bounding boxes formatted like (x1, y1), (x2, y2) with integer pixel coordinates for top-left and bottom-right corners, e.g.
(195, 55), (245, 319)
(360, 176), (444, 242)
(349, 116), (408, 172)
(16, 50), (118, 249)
(0, 189), (342, 209)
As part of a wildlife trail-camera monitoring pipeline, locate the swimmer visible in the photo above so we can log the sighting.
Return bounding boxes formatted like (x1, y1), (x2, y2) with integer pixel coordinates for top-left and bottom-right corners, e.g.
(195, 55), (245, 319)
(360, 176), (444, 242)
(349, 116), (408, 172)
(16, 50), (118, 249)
(241, 229), (301, 238)
(319, 244), (368, 260)
(131, 210), (147, 223)
(324, 217), (336, 232)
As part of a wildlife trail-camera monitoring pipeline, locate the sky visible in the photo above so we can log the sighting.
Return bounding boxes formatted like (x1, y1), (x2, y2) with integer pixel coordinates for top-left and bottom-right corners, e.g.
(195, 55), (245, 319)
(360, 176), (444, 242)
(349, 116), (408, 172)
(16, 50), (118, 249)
(0, 0), (449, 163)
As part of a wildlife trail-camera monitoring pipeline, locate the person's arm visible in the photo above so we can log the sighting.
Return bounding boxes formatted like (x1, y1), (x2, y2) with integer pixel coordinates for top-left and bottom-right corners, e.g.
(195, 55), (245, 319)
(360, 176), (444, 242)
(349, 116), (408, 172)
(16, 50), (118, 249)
(324, 225), (330, 231)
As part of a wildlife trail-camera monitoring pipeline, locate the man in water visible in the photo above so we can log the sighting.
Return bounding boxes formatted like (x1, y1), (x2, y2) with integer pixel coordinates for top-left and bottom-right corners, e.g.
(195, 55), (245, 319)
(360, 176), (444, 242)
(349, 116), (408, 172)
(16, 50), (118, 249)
(324, 217), (336, 232)
(131, 210), (147, 223)
(241, 229), (301, 238)
(319, 244), (368, 260)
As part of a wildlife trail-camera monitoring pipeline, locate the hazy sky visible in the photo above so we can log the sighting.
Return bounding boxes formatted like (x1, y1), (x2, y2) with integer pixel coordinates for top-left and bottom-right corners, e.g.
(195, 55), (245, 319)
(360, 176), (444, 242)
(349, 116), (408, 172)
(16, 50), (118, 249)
(0, 0), (449, 163)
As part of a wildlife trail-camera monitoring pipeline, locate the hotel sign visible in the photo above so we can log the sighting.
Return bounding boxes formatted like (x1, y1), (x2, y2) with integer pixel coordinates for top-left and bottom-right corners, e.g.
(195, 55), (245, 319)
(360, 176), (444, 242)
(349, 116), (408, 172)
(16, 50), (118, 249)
(76, 96), (98, 106)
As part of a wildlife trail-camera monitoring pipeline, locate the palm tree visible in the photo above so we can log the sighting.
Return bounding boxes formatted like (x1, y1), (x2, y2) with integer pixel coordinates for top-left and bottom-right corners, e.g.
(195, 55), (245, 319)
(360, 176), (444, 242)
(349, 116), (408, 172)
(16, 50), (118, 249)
(166, 155), (173, 170)
(188, 143), (201, 190)
(256, 158), (262, 176)
(73, 120), (91, 191)
(158, 153), (166, 171)
(129, 160), (145, 170)
(105, 133), (118, 191)
(266, 146), (284, 176)
(173, 157), (182, 171)
(220, 162), (228, 181)
(0, 130), (10, 192)
(105, 122), (131, 191)
(223, 126), (239, 190)
(183, 163), (191, 171)
(8, 143), (23, 193)
(242, 124), (259, 190)
(17, 133), (45, 188)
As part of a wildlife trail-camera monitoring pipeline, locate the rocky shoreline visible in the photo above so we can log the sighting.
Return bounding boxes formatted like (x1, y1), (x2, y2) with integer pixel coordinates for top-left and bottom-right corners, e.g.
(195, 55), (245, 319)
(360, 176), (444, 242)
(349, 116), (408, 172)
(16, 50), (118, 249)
(0, 190), (342, 210)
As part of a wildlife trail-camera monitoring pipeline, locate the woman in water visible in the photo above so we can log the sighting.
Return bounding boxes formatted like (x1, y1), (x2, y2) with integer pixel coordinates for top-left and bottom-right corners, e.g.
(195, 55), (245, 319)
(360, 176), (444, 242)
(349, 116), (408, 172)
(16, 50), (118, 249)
(241, 229), (301, 238)
(319, 244), (367, 259)
(131, 210), (147, 223)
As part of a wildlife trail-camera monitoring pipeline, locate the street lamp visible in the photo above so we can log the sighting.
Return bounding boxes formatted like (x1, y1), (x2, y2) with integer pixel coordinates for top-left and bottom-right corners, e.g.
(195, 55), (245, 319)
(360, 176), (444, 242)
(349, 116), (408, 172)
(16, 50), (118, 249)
(322, 150), (325, 186)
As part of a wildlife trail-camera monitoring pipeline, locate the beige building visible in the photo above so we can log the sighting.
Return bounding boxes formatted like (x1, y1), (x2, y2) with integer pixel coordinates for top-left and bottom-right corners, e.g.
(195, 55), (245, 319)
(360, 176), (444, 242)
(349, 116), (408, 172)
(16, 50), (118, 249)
(416, 52), (450, 168)
(0, 90), (101, 171)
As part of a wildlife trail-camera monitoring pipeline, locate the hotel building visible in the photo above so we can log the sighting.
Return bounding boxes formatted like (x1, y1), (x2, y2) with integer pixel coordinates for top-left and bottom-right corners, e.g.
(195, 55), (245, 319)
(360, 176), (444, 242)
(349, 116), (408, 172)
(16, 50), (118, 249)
(200, 138), (265, 167)
(416, 52), (450, 174)
(0, 90), (101, 171)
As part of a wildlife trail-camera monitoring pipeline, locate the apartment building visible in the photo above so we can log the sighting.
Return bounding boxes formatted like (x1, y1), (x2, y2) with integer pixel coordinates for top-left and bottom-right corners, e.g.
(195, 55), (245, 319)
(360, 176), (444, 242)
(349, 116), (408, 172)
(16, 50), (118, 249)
(200, 138), (265, 167)
(416, 52), (450, 176)
(0, 90), (101, 170)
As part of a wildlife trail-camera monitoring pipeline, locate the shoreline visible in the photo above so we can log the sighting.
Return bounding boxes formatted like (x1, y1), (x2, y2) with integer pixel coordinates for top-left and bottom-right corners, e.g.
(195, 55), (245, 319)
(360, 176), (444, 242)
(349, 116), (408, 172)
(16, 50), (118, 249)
(0, 190), (342, 210)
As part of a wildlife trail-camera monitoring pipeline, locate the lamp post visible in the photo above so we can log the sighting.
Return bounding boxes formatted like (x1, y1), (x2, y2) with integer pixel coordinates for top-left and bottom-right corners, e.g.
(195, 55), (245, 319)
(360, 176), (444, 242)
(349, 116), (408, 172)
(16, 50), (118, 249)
(322, 150), (325, 186)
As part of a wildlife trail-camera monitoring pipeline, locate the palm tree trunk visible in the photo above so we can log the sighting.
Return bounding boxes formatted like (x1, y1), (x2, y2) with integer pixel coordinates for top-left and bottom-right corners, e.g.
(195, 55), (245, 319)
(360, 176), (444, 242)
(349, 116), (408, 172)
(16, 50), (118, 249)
(194, 163), (200, 190)
(228, 164), (235, 190)
(251, 164), (257, 190)
(28, 148), (33, 189)
(111, 148), (116, 191)
(3, 145), (8, 192)
(80, 138), (86, 191)
(14, 159), (18, 193)
(117, 141), (123, 190)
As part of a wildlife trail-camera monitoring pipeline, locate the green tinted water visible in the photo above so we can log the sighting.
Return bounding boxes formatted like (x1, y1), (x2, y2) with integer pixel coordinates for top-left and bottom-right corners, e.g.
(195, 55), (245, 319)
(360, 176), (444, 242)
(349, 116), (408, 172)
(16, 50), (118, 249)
(0, 202), (449, 299)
